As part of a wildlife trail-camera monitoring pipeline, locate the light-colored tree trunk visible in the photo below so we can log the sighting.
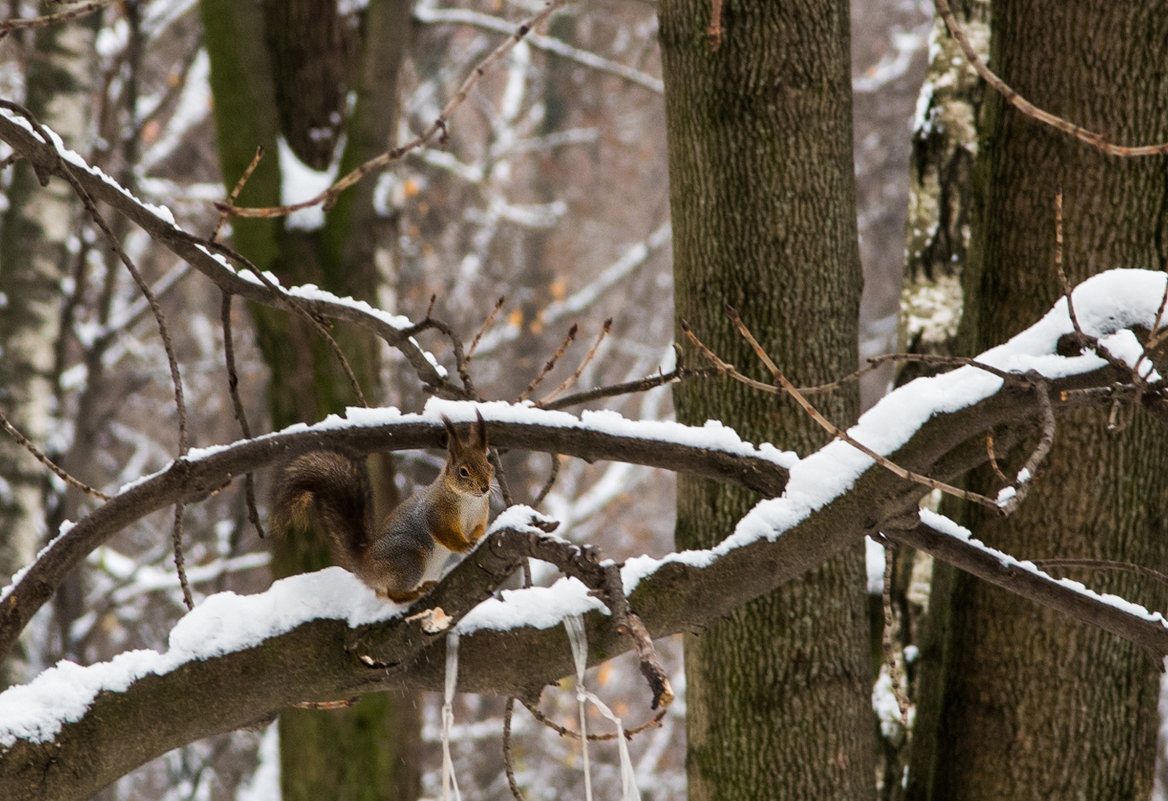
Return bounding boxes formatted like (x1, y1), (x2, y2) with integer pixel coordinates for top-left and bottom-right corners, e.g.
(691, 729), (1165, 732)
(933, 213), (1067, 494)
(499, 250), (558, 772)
(660, 1), (874, 798)
(0, 13), (98, 688)
(909, 2), (1168, 799)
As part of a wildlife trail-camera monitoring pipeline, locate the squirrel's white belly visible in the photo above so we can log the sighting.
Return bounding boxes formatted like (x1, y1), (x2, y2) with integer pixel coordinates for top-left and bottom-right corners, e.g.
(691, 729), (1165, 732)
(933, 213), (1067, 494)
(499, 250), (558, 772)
(420, 542), (456, 585)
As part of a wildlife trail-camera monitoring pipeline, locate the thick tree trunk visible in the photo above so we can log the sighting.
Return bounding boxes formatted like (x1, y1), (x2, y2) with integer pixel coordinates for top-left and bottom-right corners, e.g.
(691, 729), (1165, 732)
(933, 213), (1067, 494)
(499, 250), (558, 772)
(909, 2), (1168, 799)
(201, 2), (421, 799)
(0, 12), (97, 688)
(660, 1), (873, 798)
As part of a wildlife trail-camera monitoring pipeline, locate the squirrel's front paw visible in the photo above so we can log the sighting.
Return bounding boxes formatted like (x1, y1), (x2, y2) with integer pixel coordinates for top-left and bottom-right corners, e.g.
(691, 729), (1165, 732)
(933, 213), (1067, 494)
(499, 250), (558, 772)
(381, 580), (437, 604)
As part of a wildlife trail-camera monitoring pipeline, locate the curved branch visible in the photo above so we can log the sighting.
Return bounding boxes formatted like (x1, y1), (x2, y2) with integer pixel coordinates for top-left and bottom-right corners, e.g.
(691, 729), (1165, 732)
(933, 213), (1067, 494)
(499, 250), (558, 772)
(0, 408), (792, 659)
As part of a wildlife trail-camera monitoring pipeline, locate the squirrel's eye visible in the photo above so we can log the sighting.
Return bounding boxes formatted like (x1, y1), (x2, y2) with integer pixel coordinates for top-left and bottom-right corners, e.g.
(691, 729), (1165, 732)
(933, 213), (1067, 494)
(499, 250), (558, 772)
(459, 467), (470, 478)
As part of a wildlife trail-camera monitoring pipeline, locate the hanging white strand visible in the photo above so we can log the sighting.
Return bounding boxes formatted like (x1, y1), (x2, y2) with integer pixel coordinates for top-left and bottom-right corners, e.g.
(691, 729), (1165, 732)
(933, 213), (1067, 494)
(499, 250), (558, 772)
(565, 615), (593, 801)
(441, 631), (462, 801)
(564, 615), (643, 801)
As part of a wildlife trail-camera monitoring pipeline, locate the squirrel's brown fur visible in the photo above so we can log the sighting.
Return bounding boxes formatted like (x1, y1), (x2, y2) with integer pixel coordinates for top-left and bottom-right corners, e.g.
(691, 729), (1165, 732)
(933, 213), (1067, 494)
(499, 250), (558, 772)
(272, 413), (493, 603)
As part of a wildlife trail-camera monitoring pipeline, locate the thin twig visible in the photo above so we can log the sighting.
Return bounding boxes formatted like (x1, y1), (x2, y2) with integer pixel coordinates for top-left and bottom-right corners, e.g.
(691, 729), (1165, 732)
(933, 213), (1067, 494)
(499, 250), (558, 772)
(539, 318), (612, 405)
(935, 0), (1168, 158)
(172, 502), (193, 610)
(880, 542), (911, 726)
(216, 0), (566, 219)
(503, 697), (527, 801)
(220, 292), (266, 540)
(533, 453), (561, 507)
(519, 323), (577, 402)
(1053, 189), (1085, 342)
(519, 699), (667, 741)
(468, 296), (505, 359)
(211, 145), (265, 243)
(1029, 558), (1168, 591)
(0, 408), (110, 500)
(985, 432), (1009, 484)
(0, 0), (117, 34)
(996, 374), (1055, 515)
(193, 236), (370, 406)
(539, 364), (720, 411)
(682, 315), (1004, 512)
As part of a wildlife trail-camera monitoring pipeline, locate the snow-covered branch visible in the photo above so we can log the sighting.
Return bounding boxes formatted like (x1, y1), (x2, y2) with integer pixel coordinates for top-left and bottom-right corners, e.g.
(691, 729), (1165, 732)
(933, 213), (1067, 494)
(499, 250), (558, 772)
(0, 106), (450, 392)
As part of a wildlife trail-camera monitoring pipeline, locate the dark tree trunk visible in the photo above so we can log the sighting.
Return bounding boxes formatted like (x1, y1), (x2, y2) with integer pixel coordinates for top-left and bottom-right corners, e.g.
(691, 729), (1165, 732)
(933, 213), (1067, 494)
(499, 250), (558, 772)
(660, 1), (874, 798)
(909, 2), (1168, 799)
(201, 1), (421, 799)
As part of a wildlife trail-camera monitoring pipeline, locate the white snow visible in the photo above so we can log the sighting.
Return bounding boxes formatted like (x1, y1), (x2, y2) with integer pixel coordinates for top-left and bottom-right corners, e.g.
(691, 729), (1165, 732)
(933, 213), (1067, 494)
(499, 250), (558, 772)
(918, 507), (1166, 625)
(0, 568), (397, 748)
(277, 136), (336, 231)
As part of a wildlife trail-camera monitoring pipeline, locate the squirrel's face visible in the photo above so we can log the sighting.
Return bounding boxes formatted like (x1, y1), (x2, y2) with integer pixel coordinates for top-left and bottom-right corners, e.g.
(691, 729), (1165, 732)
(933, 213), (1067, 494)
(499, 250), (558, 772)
(451, 457), (493, 497)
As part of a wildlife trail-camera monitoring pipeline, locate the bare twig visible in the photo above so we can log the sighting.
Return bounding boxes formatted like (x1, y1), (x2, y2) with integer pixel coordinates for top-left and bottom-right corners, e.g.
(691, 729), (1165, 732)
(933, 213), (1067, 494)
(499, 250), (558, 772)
(985, 432), (1010, 484)
(519, 699), (667, 741)
(216, 0), (566, 220)
(1053, 190), (1085, 342)
(1029, 558), (1168, 591)
(682, 315), (1005, 512)
(0, 408), (110, 501)
(0, 0), (117, 35)
(503, 697), (527, 801)
(220, 292), (266, 540)
(467, 296), (506, 359)
(519, 323), (577, 402)
(210, 145), (265, 243)
(539, 318), (612, 405)
(880, 542), (911, 726)
(533, 453), (561, 507)
(797, 351), (1015, 395)
(935, 0), (1168, 157)
(707, 0), (724, 50)
(996, 374), (1056, 515)
(172, 503), (193, 610)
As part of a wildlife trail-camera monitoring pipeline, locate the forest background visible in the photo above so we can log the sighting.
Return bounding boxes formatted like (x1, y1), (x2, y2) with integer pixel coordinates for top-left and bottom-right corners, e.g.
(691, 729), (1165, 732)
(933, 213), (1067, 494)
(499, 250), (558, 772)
(2, 1), (1168, 800)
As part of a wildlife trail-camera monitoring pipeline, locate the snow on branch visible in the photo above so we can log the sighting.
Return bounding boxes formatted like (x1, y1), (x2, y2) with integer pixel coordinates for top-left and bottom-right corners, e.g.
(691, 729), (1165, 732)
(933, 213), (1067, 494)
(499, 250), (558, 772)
(0, 103), (450, 392)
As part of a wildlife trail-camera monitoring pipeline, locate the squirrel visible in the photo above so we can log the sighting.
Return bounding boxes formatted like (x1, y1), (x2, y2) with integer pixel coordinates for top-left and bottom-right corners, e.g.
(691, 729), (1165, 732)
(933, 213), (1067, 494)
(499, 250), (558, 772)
(272, 412), (493, 603)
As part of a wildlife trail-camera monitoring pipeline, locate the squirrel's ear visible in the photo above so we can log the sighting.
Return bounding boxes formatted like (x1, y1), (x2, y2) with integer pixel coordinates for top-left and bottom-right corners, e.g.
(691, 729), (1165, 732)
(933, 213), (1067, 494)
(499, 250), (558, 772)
(474, 409), (487, 449)
(441, 415), (461, 454)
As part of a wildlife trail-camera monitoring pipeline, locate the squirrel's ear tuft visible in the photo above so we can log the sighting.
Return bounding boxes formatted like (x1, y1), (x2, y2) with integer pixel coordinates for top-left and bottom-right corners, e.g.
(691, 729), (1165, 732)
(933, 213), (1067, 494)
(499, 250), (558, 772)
(441, 415), (460, 453)
(474, 409), (487, 448)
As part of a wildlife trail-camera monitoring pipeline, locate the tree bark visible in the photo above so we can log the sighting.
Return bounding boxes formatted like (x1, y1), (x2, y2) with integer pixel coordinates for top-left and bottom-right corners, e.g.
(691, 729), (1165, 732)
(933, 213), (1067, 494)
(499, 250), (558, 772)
(659, 0), (873, 797)
(0, 9), (98, 688)
(201, 1), (421, 799)
(909, 2), (1168, 799)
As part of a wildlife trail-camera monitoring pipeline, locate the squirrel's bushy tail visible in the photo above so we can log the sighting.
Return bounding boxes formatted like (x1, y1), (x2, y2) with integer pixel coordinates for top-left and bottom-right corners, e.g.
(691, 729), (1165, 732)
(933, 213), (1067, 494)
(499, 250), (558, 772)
(271, 450), (374, 568)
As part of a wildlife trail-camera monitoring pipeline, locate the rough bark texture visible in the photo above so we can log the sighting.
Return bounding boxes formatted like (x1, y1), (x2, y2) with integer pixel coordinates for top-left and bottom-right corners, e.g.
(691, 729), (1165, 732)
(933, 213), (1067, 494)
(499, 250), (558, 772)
(201, 1), (421, 799)
(909, 2), (1168, 799)
(659, 1), (873, 798)
(900, 0), (988, 359)
(0, 12), (97, 688)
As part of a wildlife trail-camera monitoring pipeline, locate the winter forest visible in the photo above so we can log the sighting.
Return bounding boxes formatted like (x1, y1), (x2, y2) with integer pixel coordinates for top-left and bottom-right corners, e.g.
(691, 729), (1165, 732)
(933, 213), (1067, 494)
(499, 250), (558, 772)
(2, 0), (1168, 799)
